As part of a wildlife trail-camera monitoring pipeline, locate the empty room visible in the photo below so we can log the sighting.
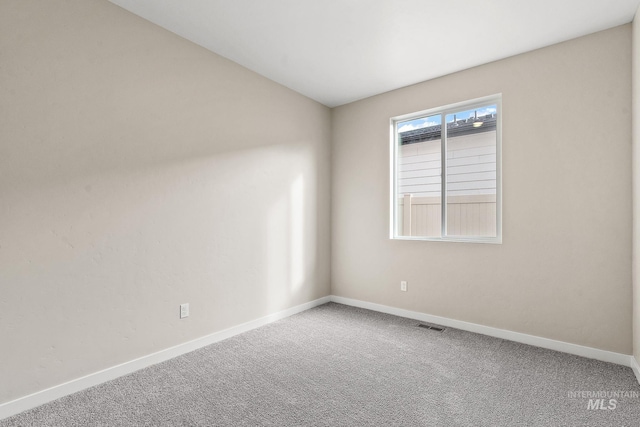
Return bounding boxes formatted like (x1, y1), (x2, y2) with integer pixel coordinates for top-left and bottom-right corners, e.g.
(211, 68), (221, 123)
(2, 0), (640, 425)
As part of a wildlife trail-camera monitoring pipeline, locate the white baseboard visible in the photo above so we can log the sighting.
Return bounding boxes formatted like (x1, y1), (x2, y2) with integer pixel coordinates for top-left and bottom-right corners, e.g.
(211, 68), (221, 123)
(632, 355), (640, 385)
(0, 296), (331, 421)
(330, 296), (634, 368)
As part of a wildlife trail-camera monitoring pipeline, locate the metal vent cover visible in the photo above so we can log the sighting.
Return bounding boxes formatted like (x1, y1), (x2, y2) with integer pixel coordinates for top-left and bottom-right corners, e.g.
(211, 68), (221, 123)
(418, 323), (445, 332)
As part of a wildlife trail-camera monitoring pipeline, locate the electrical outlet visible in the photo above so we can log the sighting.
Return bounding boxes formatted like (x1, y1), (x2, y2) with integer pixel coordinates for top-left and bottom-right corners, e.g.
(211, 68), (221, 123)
(180, 303), (189, 319)
(400, 281), (408, 292)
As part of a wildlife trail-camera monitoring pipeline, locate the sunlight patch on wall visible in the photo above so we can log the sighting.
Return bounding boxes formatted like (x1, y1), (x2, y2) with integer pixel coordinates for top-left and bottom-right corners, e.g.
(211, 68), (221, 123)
(290, 174), (305, 292)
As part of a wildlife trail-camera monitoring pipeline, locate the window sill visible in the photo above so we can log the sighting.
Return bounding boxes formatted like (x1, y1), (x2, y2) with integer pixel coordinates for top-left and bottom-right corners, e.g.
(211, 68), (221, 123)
(391, 236), (502, 244)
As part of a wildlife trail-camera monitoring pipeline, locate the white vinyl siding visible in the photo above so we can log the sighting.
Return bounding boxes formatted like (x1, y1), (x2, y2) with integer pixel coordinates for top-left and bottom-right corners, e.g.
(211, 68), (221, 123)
(398, 131), (497, 198)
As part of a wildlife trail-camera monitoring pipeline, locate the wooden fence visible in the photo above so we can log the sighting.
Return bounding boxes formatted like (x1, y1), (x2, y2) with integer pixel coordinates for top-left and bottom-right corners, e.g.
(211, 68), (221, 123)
(398, 194), (496, 237)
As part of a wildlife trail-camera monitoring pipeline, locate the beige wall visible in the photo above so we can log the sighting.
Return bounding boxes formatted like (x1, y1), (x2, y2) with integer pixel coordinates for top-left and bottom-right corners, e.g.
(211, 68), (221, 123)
(332, 25), (632, 354)
(633, 6), (640, 367)
(0, 0), (331, 404)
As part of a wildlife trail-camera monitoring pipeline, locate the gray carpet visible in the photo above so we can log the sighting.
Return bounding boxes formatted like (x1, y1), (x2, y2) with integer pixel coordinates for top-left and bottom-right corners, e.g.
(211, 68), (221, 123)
(2, 302), (640, 426)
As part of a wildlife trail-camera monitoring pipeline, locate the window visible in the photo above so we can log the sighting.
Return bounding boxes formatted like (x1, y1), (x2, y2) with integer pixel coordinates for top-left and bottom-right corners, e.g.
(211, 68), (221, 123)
(390, 95), (501, 243)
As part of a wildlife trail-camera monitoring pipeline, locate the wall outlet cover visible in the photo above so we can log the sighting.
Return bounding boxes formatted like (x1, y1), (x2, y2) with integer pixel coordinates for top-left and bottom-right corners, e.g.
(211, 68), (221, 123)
(180, 303), (189, 319)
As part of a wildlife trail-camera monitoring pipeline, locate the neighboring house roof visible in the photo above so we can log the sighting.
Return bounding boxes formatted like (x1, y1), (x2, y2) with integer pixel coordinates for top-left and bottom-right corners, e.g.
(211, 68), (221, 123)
(400, 114), (497, 145)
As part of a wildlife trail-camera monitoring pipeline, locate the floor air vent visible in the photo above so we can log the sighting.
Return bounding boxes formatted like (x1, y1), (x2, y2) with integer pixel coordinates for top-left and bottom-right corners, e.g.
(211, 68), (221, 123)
(418, 323), (445, 332)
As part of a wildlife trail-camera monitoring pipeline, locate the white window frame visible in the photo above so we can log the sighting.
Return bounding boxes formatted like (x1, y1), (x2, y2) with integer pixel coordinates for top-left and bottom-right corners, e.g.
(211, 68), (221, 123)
(389, 94), (502, 244)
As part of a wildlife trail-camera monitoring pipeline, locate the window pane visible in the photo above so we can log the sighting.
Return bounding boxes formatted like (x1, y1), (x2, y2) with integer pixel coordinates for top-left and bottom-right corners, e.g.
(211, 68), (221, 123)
(445, 105), (497, 237)
(396, 114), (441, 237)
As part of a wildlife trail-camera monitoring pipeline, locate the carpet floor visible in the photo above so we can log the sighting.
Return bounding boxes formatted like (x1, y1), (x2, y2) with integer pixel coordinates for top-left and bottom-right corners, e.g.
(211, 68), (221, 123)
(2, 302), (640, 426)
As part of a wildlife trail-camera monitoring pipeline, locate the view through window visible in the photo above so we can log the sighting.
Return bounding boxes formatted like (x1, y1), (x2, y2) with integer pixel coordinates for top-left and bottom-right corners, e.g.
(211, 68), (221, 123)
(392, 96), (501, 242)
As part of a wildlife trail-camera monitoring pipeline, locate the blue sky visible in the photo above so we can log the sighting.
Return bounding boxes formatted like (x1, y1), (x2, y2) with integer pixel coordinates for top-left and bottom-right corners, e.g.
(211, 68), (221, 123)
(398, 105), (496, 133)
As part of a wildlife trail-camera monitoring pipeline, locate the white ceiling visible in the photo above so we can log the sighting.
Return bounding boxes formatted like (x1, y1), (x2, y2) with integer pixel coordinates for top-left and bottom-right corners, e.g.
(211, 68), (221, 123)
(109, 0), (640, 107)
